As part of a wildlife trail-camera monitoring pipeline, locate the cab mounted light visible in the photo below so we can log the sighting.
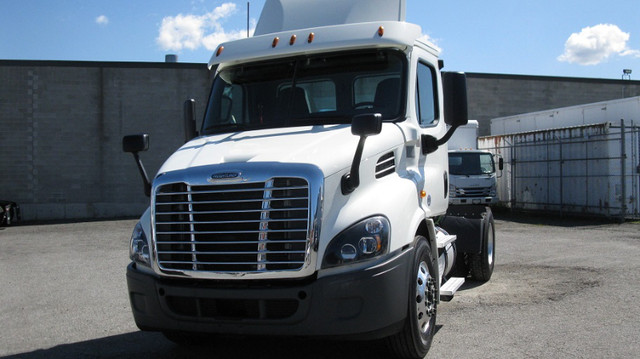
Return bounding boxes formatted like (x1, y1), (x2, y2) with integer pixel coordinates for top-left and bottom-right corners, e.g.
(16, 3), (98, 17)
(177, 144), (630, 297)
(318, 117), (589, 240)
(378, 26), (384, 37)
(308, 32), (315, 43)
(289, 34), (297, 45)
(272, 36), (280, 48)
(216, 45), (224, 57)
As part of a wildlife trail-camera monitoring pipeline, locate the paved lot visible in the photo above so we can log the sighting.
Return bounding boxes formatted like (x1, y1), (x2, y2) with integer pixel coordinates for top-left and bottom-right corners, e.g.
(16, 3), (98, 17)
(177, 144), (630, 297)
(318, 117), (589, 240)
(1, 214), (639, 358)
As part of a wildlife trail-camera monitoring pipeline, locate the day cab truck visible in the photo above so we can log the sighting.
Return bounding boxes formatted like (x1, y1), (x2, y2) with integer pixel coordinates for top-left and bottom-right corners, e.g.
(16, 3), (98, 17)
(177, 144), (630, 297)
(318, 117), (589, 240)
(122, 1), (495, 357)
(447, 120), (503, 206)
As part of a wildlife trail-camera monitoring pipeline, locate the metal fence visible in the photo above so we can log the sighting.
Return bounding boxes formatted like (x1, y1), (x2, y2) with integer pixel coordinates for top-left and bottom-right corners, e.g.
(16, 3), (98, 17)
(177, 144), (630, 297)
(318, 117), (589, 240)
(479, 120), (640, 219)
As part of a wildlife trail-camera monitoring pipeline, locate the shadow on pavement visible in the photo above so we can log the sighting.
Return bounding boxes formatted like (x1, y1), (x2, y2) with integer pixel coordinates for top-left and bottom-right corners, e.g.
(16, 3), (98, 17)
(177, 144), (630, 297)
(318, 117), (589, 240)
(2, 331), (395, 359)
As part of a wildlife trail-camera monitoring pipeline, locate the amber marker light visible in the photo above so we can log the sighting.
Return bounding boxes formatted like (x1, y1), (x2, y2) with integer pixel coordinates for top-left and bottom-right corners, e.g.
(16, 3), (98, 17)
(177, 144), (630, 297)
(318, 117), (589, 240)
(378, 26), (384, 37)
(215, 46), (224, 57)
(308, 32), (315, 43)
(420, 190), (427, 198)
(289, 34), (297, 45)
(272, 37), (280, 47)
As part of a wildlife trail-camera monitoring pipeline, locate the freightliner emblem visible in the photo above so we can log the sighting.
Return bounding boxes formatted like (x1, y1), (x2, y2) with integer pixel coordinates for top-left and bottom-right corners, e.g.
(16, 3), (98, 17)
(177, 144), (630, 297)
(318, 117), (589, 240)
(208, 171), (244, 183)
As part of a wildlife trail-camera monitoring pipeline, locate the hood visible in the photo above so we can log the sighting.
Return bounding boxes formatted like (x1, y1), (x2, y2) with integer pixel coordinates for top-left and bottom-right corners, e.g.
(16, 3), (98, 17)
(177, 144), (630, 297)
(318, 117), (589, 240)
(156, 124), (403, 178)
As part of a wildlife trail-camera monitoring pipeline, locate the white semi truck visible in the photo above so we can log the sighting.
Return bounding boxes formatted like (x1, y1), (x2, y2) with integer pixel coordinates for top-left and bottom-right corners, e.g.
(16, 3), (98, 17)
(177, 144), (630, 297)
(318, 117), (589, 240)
(448, 120), (502, 206)
(123, 1), (495, 357)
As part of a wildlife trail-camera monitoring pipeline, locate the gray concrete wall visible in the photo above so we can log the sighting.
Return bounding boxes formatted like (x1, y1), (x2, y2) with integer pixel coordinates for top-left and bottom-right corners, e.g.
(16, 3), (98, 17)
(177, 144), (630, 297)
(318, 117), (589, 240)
(2, 60), (640, 221)
(0, 61), (212, 221)
(467, 73), (640, 135)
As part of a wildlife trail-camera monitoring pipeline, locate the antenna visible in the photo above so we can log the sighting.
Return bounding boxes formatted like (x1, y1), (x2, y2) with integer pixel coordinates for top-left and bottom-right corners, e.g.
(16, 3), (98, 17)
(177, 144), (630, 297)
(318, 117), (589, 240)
(247, 2), (250, 37)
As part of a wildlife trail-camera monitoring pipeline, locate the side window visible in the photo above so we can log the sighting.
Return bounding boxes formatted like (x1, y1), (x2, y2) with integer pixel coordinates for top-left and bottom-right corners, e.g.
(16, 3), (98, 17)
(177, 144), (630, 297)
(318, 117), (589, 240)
(415, 62), (438, 126)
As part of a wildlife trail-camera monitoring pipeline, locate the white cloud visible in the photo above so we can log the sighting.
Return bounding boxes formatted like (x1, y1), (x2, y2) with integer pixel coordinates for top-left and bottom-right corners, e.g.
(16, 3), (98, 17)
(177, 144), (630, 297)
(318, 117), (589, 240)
(417, 33), (441, 52)
(157, 2), (252, 52)
(96, 15), (109, 26)
(558, 24), (640, 65)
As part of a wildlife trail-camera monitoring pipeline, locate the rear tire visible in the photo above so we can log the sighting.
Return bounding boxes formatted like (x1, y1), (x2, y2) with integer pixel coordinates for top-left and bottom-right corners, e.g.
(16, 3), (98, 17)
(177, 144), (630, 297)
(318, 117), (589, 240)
(387, 236), (438, 359)
(469, 208), (495, 281)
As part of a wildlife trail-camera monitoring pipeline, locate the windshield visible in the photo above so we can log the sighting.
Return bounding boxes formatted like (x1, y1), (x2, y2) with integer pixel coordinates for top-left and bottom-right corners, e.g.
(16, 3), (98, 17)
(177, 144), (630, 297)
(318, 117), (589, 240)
(201, 49), (406, 135)
(449, 152), (496, 175)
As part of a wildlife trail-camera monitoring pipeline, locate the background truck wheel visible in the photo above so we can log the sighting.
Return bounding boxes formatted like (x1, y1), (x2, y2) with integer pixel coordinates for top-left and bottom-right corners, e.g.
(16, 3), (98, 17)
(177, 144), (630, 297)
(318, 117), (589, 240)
(469, 208), (495, 281)
(387, 236), (437, 359)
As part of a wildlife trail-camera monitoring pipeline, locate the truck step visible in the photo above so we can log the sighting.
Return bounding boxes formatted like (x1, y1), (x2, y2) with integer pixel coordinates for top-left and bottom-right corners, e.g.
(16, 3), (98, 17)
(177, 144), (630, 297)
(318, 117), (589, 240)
(440, 277), (465, 301)
(436, 233), (456, 249)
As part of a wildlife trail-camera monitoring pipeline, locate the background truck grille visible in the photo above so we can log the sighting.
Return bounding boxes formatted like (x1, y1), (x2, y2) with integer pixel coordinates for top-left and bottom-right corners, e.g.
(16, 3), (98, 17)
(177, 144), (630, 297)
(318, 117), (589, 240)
(154, 178), (310, 273)
(454, 186), (492, 198)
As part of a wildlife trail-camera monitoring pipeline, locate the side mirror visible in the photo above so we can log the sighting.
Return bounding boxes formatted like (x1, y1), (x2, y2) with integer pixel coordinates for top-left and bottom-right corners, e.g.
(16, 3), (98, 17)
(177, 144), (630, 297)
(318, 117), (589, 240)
(184, 99), (198, 143)
(442, 72), (468, 127)
(422, 72), (469, 155)
(342, 113), (383, 195)
(122, 133), (151, 197)
(499, 157), (504, 171)
(351, 113), (383, 137)
(123, 133), (149, 153)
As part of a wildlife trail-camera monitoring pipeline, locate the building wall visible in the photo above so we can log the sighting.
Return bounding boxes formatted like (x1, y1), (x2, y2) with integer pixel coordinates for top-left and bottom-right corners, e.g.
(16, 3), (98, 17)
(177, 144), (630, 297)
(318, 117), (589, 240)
(0, 61), (212, 221)
(467, 73), (640, 135)
(2, 60), (640, 221)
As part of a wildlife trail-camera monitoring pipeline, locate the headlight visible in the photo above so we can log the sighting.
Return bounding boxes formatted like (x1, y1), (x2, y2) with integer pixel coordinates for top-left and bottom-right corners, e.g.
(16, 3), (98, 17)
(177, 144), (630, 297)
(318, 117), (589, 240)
(129, 221), (150, 266)
(449, 183), (457, 197)
(322, 216), (390, 268)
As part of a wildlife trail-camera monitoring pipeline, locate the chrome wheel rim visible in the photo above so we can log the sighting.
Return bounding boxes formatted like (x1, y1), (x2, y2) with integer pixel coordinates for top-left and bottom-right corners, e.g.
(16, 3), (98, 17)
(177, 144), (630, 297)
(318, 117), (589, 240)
(415, 261), (436, 334)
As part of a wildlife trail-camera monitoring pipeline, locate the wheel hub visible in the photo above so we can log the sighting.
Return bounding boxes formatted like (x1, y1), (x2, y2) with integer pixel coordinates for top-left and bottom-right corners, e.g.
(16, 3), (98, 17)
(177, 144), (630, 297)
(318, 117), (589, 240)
(415, 261), (437, 334)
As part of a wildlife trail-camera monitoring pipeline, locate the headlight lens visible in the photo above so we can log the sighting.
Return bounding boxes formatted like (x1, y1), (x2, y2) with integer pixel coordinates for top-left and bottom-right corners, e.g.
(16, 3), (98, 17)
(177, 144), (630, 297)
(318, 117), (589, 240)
(322, 216), (390, 268)
(129, 221), (150, 266)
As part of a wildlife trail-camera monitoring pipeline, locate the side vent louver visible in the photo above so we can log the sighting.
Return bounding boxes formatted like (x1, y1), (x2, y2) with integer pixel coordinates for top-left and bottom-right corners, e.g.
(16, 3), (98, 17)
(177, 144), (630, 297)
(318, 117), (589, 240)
(375, 152), (396, 179)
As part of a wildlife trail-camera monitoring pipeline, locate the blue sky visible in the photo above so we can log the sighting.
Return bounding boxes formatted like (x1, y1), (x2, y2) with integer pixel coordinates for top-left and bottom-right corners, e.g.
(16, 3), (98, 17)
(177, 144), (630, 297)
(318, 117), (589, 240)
(2, 0), (640, 80)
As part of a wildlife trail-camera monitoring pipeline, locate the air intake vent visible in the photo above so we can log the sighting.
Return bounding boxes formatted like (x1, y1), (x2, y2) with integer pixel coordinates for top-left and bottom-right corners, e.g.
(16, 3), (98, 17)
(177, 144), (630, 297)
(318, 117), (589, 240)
(375, 152), (396, 179)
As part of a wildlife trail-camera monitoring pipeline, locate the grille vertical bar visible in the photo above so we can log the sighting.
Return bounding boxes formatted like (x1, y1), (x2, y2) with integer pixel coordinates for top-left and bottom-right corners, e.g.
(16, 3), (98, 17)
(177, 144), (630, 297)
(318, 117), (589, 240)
(154, 178), (310, 273)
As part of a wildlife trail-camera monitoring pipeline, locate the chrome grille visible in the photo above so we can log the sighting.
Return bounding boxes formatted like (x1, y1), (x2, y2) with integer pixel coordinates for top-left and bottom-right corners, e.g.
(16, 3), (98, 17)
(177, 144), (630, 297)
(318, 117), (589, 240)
(154, 178), (310, 273)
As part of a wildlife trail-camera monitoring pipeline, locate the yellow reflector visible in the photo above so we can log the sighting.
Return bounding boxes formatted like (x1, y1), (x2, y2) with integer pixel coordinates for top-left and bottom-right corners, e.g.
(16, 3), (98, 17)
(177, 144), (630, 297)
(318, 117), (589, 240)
(420, 190), (427, 198)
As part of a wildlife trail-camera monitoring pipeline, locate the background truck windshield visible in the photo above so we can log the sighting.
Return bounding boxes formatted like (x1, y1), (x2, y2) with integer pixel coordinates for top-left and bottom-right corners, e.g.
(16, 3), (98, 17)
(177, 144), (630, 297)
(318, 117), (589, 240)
(449, 152), (496, 175)
(202, 49), (406, 135)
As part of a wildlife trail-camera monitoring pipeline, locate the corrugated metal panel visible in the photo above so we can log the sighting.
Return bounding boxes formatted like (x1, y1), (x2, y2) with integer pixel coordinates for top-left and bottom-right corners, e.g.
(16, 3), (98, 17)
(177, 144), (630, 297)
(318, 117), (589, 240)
(479, 121), (640, 219)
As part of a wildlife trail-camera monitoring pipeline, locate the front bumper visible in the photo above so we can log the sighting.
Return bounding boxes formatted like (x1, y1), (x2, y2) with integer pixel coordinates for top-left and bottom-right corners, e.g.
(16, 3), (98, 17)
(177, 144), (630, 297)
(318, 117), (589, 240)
(449, 196), (497, 206)
(127, 248), (411, 338)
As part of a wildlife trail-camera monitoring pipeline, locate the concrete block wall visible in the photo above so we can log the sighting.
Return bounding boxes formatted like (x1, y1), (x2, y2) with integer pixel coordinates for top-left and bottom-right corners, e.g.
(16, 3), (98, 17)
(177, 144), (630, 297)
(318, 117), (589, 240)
(0, 61), (212, 221)
(467, 73), (640, 135)
(3, 60), (640, 222)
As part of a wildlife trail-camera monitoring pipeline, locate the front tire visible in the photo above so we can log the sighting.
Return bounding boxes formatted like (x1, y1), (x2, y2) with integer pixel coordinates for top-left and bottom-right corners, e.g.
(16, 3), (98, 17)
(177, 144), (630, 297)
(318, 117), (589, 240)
(388, 236), (438, 358)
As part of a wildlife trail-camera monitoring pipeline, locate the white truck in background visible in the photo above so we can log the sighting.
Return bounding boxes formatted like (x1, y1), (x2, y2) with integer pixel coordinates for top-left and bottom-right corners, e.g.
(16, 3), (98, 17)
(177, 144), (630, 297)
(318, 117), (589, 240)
(122, 1), (496, 357)
(448, 120), (502, 206)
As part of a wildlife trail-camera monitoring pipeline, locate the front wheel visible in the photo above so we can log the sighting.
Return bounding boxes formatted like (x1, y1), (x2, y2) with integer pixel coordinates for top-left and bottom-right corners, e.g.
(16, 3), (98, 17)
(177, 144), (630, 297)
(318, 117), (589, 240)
(387, 236), (438, 358)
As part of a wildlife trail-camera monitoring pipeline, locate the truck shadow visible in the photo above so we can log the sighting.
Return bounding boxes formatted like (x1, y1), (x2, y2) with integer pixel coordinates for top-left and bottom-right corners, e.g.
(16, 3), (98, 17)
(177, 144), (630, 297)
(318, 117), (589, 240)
(3, 331), (396, 359)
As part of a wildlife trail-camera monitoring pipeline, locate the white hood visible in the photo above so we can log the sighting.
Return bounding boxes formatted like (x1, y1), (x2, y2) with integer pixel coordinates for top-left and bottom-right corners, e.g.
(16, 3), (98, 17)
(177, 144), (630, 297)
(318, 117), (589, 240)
(156, 124), (403, 178)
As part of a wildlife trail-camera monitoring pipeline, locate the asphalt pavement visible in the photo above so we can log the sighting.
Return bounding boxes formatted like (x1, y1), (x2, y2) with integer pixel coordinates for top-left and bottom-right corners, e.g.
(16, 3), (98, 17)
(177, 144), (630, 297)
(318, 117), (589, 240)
(1, 214), (639, 358)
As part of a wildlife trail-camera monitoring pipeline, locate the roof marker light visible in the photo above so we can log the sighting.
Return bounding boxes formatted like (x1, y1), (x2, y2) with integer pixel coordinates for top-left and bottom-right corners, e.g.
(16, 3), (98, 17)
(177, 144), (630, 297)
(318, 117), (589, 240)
(289, 34), (297, 46)
(308, 32), (315, 43)
(215, 46), (224, 57)
(272, 37), (280, 48)
(378, 26), (384, 37)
